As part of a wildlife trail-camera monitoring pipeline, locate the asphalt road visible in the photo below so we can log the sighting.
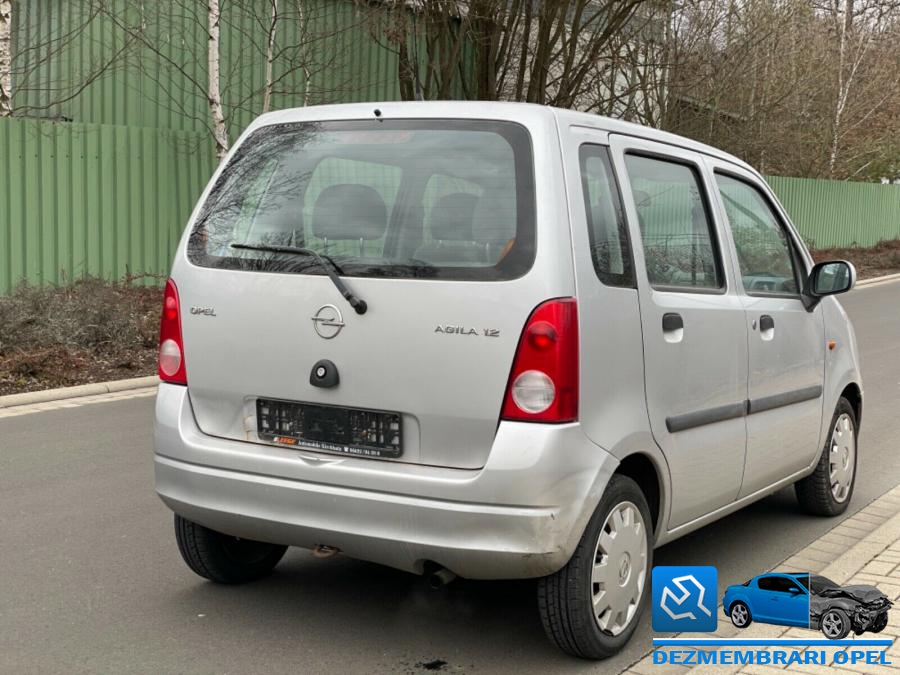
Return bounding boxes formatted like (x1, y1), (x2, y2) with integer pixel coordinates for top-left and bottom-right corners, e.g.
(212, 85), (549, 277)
(2, 281), (899, 675)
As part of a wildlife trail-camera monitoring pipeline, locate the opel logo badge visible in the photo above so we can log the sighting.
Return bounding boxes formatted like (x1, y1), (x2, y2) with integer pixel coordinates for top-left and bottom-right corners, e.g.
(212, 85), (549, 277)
(312, 304), (345, 339)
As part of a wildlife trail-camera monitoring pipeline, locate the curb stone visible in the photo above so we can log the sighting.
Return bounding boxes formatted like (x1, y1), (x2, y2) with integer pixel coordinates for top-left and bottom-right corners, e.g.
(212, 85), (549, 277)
(0, 375), (159, 408)
(856, 272), (900, 288)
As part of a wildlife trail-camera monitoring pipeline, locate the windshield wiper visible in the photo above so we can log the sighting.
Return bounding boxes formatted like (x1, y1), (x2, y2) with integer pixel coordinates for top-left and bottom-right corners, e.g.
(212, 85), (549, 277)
(231, 243), (367, 315)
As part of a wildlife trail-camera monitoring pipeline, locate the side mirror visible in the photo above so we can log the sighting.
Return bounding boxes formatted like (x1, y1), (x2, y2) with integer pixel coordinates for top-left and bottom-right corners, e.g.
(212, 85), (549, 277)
(808, 260), (856, 298)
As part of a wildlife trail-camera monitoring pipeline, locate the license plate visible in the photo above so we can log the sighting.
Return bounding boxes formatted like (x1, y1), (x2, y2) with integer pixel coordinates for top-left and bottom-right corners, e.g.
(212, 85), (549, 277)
(256, 398), (403, 459)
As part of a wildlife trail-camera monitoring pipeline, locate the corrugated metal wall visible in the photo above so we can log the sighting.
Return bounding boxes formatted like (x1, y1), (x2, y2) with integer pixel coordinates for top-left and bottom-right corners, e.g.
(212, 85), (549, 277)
(767, 176), (900, 248)
(0, 117), (215, 294)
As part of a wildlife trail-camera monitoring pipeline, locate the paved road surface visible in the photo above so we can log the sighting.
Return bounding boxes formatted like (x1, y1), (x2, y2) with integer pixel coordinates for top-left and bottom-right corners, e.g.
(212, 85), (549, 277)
(2, 282), (899, 674)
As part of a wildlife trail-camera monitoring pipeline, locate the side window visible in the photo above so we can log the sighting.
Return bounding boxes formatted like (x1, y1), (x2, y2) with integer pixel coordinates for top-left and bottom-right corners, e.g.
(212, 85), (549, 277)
(714, 173), (800, 296)
(624, 154), (722, 291)
(757, 577), (777, 591)
(771, 577), (801, 594)
(579, 145), (634, 287)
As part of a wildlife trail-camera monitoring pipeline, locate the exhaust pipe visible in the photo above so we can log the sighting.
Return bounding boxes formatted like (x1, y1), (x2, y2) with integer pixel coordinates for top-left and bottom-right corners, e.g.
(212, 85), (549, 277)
(428, 567), (457, 589)
(312, 544), (341, 559)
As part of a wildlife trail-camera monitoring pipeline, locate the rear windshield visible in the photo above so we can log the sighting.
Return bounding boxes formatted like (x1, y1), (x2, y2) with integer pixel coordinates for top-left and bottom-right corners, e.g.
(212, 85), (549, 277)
(188, 119), (535, 281)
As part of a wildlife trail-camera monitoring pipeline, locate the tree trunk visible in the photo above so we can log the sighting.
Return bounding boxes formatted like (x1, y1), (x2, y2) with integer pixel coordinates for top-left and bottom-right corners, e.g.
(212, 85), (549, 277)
(262, 0), (278, 113)
(0, 0), (12, 116)
(297, 0), (310, 106)
(207, 0), (229, 161)
(828, 0), (854, 176)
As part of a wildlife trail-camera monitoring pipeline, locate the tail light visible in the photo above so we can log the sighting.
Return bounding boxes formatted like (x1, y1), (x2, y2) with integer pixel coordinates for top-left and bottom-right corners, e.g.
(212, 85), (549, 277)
(158, 278), (187, 385)
(501, 298), (578, 423)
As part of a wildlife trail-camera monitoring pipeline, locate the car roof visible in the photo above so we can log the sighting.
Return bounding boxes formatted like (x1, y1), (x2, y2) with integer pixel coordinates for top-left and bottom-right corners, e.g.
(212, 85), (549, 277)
(245, 101), (757, 176)
(755, 572), (808, 580)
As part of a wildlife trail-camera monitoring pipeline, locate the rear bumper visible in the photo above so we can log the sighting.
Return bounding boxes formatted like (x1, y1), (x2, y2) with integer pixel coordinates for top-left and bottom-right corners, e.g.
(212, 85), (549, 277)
(154, 383), (618, 579)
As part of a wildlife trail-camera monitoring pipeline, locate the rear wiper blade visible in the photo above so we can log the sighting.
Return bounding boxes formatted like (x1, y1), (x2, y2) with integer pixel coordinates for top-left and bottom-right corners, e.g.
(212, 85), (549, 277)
(231, 243), (367, 315)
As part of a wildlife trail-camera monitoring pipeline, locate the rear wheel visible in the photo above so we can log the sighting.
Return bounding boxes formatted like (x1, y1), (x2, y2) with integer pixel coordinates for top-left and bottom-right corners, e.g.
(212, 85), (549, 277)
(174, 515), (287, 584)
(538, 474), (652, 660)
(795, 397), (857, 516)
(730, 601), (752, 628)
(821, 608), (851, 639)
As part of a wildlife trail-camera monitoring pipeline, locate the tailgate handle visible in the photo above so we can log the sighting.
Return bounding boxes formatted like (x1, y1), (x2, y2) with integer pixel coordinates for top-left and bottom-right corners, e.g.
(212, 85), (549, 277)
(310, 359), (340, 388)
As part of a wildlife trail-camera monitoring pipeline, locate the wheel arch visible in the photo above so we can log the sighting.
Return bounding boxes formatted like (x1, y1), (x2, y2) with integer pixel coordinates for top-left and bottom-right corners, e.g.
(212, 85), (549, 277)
(614, 452), (664, 535)
(728, 595), (752, 614)
(840, 382), (862, 430)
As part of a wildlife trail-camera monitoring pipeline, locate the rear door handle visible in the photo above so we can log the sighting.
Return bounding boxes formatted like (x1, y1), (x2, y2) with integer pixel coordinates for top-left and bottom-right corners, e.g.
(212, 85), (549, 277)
(759, 315), (775, 332)
(662, 313), (683, 332)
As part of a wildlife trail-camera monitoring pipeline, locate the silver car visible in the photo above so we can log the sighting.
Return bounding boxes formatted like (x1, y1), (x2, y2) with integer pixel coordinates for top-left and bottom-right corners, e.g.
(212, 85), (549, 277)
(154, 102), (862, 659)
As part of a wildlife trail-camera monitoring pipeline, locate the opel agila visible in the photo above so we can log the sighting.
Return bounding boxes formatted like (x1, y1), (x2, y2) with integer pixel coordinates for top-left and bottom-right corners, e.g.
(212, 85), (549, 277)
(154, 102), (862, 659)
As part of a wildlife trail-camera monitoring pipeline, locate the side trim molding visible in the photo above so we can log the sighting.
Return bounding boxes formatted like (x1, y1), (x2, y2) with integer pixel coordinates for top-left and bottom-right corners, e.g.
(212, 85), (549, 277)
(748, 385), (823, 415)
(665, 402), (748, 433)
(665, 385), (823, 433)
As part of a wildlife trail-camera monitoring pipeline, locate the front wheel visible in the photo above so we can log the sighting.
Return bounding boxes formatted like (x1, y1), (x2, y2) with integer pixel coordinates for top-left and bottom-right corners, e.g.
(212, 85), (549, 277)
(795, 397), (857, 516)
(174, 515), (287, 584)
(730, 601), (752, 628)
(538, 474), (653, 660)
(871, 612), (888, 633)
(821, 608), (851, 639)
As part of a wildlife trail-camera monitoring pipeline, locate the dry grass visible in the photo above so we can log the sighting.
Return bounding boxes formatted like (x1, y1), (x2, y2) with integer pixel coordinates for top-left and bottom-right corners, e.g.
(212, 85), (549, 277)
(0, 277), (162, 396)
(811, 239), (900, 279)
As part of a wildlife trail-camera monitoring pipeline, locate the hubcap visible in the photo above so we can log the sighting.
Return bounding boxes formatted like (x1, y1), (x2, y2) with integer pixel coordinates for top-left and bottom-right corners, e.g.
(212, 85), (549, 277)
(732, 604), (748, 626)
(829, 413), (855, 503)
(591, 501), (648, 636)
(822, 611), (843, 638)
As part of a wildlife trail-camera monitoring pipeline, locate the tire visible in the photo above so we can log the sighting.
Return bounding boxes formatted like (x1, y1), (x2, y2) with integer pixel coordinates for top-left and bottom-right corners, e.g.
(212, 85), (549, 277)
(174, 515), (287, 584)
(871, 612), (888, 633)
(538, 474), (653, 660)
(795, 397), (857, 517)
(729, 601), (752, 628)
(820, 608), (851, 639)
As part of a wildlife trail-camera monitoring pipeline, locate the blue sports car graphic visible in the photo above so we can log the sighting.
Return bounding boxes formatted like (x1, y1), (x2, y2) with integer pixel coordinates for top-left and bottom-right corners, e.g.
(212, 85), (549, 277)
(723, 572), (893, 639)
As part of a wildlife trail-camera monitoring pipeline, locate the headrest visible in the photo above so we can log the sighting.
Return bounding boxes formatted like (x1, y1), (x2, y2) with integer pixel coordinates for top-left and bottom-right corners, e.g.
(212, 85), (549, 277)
(312, 184), (388, 241)
(472, 186), (516, 245)
(431, 193), (478, 241)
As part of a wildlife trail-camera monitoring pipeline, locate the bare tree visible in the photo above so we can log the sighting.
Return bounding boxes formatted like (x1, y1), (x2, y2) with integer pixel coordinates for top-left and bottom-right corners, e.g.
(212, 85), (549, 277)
(2, 1), (137, 119)
(262, 0), (280, 112)
(820, 0), (900, 176)
(661, 0), (900, 179)
(90, 0), (355, 161)
(208, 0), (229, 160)
(0, 0), (11, 116)
(362, 0), (654, 108)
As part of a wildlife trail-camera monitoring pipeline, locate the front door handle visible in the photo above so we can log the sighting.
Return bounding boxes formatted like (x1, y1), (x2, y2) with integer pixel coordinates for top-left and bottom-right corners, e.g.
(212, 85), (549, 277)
(662, 312), (684, 343)
(759, 315), (775, 332)
(662, 313), (683, 332)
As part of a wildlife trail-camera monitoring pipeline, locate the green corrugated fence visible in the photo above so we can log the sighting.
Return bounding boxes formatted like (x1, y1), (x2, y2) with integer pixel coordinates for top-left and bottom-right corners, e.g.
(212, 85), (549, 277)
(0, 117), (215, 294)
(766, 176), (900, 248)
(2, 115), (899, 294)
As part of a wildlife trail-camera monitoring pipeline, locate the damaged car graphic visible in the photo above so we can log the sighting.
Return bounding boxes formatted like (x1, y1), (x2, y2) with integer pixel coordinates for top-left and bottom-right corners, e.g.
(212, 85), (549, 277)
(807, 574), (893, 639)
(724, 572), (892, 639)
